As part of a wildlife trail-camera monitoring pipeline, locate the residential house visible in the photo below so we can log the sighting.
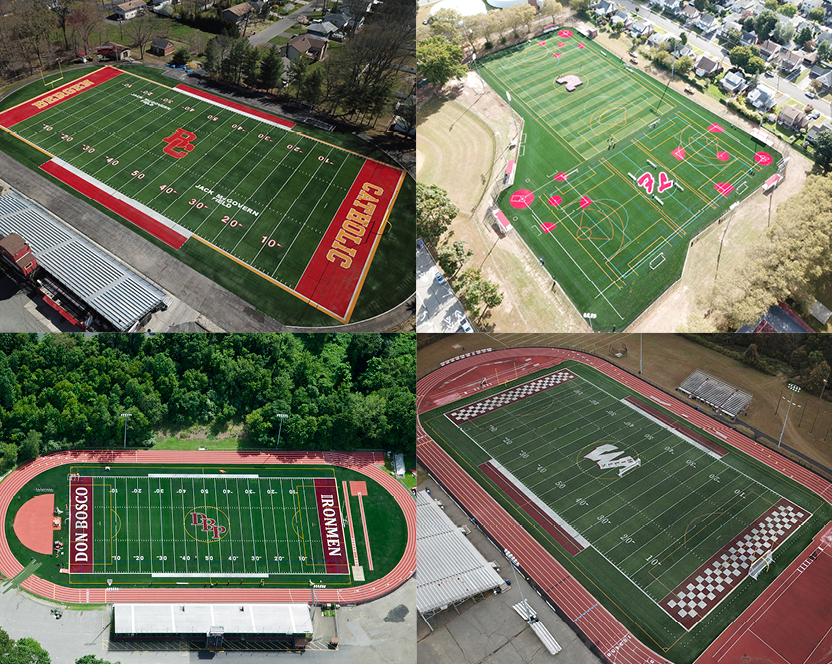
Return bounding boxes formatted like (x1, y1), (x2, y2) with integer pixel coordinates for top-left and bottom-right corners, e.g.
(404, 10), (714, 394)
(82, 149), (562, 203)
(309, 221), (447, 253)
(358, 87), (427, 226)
(779, 48), (803, 73)
(806, 121), (832, 144)
(306, 21), (339, 39)
(681, 4), (700, 21)
(648, 31), (678, 47)
(801, 0), (824, 17)
(149, 37), (175, 56)
(326, 11), (363, 31)
(748, 83), (777, 109)
(281, 34), (328, 62)
(694, 54), (722, 77)
(696, 12), (719, 32)
(720, 19), (743, 39)
(810, 64), (832, 77)
(595, 0), (617, 17)
(630, 19), (655, 38)
(721, 70), (749, 93)
(795, 20), (819, 38)
(148, 0), (172, 11)
(114, 0), (146, 20)
(611, 9), (633, 27)
(659, 0), (681, 14)
(730, 0), (754, 14)
(777, 104), (810, 129)
(817, 69), (832, 90)
(222, 2), (252, 24)
(803, 50), (819, 66)
(673, 43), (695, 57)
(740, 30), (758, 46)
(758, 39), (781, 60)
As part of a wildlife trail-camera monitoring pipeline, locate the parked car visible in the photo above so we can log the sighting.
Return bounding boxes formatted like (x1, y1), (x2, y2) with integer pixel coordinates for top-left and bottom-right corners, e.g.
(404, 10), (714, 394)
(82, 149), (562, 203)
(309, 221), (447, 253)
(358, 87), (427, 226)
(457, 320), (474, 333)
(435, 272), (446, 285)
(807, 91), (817, 99)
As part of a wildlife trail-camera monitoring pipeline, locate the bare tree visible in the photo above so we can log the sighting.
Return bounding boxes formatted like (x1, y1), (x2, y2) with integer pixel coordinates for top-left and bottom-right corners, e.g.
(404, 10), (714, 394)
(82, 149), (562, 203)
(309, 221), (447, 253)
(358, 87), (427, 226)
(39, 0), (74, 50)
(69, 2), (103, 55)
(15, 0), (58, 70)
(127, 13), (156, 58)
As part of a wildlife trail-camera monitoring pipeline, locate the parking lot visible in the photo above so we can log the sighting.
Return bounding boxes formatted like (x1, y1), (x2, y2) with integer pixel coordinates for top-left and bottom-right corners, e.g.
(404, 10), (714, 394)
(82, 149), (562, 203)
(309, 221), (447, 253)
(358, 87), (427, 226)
(416, 241), (474, 333)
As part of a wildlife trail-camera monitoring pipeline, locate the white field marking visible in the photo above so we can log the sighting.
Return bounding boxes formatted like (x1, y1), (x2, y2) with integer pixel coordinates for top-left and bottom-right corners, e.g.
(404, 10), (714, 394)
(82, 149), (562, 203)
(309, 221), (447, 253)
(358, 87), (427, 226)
(149, 474), (259, 478)
(283, 478), (295, 574)
(228, 140), (346, 256)
(488, 459), (590, 548)
(50, 157), (193, 240)
(152, 573), (268, 577)
(169, 477), (176, 574)
(176, 86), (293, 132)
(269, 479), (281, 567)
(269, 145), (339, 277)
(621, 398), (722, 460)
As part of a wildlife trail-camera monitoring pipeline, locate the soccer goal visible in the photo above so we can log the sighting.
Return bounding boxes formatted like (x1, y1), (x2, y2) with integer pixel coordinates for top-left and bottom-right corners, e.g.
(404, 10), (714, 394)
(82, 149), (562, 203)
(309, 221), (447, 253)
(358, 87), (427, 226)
(749, 551), (774, 580)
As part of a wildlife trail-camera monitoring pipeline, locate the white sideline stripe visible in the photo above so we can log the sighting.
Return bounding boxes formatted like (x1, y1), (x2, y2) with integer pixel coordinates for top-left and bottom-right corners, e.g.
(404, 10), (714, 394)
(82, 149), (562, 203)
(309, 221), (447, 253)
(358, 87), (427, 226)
(489, 459), (591, 549)
(50, 157), (193, 240)
(621, 398), (722, 460)
(148, 474), (259, 479)
(175, 87), (293, 132)
(152, 573), (268, 578)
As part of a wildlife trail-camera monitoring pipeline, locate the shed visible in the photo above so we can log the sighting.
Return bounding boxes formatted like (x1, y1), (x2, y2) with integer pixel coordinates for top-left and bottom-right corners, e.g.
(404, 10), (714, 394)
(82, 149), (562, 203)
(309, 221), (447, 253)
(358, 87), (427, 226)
(150, 37), (175, 56)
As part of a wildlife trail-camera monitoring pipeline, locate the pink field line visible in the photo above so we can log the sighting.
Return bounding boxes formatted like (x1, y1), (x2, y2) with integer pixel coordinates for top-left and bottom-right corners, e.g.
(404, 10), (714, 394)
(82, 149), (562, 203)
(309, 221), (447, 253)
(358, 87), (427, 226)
(357, 494), (374, 571)
(342, 480), (359, 568)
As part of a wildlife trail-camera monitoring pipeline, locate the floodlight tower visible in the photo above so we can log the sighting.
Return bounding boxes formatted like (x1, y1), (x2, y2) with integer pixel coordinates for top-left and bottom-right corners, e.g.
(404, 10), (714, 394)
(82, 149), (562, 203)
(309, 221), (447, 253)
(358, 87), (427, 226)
(778, 383), (800, 447)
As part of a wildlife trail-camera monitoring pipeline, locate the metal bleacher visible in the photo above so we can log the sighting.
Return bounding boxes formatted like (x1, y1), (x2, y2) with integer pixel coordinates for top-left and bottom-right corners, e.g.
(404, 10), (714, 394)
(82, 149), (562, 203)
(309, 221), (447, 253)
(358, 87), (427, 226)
(678, 369), (752, 418)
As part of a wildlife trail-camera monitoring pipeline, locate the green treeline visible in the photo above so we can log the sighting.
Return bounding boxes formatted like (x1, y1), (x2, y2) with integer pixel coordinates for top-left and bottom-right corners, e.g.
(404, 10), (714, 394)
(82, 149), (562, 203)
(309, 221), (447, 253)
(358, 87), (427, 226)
(0, 333), (415, 464)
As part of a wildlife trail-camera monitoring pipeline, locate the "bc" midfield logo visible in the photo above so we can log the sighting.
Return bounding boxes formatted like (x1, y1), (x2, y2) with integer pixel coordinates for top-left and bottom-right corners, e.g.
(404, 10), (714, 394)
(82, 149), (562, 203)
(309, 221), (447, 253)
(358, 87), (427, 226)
(162, 128), (197, 158)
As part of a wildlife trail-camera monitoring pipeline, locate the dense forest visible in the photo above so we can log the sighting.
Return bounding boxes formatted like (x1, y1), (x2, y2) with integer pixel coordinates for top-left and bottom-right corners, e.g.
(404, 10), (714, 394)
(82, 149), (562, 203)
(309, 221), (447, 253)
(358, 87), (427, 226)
(0, 333), (415, 467)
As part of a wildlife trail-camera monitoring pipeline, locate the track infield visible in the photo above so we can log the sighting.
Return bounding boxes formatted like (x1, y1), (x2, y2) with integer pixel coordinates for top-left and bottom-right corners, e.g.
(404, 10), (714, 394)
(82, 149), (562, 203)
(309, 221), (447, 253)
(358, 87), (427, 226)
(1, 451), (415, 603)
(0, 66), (411, 325)
(477, 31), (782, 330)
(418, 349), (832, 664)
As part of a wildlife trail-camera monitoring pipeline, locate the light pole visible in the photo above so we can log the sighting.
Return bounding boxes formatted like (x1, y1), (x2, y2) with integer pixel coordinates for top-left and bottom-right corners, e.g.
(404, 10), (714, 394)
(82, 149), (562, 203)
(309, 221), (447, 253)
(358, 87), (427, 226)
(640, 333), (643, 375)
(583, 312), (597, 332)
(778, 383), (800, 447)
(811, 376), (829, 434)
(505, 91), (519, 142)
(275, 413), (288, 448)
(504, 549), (533, 626)
(120, 413), (132, 448)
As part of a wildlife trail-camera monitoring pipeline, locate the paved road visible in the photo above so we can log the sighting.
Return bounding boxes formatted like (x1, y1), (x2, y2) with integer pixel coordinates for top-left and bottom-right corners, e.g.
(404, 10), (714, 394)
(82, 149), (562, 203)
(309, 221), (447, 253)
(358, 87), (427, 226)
(416, 241), (473, 333)
(620, 1), (832, 117)
(248, 1), (320, 47)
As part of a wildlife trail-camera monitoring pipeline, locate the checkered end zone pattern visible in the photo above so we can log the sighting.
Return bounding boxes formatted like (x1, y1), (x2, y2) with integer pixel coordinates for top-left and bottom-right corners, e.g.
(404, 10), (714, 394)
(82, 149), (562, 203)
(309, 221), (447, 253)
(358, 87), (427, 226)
(446, 370), (577, 424)
(659, 498), (808, 630)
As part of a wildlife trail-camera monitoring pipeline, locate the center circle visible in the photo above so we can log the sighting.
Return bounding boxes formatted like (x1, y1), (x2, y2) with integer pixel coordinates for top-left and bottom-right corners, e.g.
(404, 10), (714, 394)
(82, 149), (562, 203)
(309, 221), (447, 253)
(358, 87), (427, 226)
(185, 505), (231, 543)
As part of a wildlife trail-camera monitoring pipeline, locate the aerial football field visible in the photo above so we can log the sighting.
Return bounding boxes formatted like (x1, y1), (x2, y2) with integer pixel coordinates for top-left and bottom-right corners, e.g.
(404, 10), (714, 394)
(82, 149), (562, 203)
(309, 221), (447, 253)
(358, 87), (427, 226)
(420, 359), (831, 661)
(0, 66), (414, 326)
(477, 30), (783, 330)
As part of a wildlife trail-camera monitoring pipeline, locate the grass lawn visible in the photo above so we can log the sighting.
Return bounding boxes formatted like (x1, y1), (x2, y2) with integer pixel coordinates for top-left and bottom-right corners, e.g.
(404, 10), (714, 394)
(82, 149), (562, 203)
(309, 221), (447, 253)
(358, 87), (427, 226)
(477, 32), (782, 331)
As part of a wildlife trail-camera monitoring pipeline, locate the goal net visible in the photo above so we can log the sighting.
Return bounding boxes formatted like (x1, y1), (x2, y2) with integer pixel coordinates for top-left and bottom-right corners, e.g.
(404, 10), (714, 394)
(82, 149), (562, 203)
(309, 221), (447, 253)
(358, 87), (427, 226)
(749, 551), (773, 580)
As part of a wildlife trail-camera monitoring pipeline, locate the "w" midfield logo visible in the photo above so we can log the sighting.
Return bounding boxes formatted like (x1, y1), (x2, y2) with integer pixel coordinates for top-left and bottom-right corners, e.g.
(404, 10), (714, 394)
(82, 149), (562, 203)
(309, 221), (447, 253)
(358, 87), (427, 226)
(190, 511), (227, 540)
(162, 128), (196, 158)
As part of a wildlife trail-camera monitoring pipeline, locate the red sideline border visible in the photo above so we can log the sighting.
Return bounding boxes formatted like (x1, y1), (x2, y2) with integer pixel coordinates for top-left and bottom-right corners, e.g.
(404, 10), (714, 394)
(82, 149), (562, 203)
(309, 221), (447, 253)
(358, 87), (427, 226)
(417, 347), (832, 664)
(0, 451), (415, 605)
(40, 160), (188, 250)
(174, 85), (295, 129)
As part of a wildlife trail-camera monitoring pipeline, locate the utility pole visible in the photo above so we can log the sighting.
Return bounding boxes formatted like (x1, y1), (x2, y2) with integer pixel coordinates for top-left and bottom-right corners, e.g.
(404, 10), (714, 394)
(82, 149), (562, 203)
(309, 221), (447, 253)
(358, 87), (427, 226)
(811, 376), (829, 434)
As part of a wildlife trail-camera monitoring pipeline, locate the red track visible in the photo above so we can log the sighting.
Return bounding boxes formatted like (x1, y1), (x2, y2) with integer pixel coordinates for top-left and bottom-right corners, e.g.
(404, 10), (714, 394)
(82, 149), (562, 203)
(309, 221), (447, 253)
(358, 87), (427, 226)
(0, 450), (415, 605)
(417, 348), (832, 664)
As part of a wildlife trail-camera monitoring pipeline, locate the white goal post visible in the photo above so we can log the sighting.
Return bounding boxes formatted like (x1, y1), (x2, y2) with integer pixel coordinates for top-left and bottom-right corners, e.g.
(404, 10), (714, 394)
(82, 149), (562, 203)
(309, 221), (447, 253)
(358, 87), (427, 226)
(749, 551), (773, 580)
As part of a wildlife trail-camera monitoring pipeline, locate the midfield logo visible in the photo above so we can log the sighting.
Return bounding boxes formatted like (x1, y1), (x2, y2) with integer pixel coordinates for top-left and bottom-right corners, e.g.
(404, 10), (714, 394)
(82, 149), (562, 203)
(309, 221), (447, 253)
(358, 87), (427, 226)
(185, 507), (229, 541)
(583, 444), (641, 476)
(162, 128), (196, 158)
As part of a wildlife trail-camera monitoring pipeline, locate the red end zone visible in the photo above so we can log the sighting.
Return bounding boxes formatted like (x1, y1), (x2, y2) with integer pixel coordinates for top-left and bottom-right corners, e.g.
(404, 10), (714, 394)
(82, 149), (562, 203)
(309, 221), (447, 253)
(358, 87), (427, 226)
(0, 67), (123, 129)
(294, 160), (404, 322)
(69, 476), (94, 574)
(40, 160), (188, 249)
(174, 85), (295, 129)
(314, 478), (350, 574)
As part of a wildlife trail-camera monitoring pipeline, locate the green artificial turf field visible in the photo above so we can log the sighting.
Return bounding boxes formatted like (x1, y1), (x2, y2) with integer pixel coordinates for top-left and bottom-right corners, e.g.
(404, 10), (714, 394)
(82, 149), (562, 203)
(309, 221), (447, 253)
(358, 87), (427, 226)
(0, 66), (415, 326)
(420, 361), (830, 662)
(6, 463), (406, 589)
(477, 31), (783, 330)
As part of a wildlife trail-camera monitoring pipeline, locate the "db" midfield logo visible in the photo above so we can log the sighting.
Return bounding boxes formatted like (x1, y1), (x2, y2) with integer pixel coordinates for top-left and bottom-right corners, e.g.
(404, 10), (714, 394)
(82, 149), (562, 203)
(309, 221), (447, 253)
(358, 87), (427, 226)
(162, 128), (196, 158)
(185, 507), (229, 542)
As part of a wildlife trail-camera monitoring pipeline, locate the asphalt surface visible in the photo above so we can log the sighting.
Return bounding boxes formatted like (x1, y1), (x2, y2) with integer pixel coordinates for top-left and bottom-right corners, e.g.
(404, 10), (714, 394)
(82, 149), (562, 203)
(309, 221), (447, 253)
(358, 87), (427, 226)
(416, 241), (473, 333)
(0, 574), (415, 664)
(417, 474), (601, 664)
(248, 0), (322, 47)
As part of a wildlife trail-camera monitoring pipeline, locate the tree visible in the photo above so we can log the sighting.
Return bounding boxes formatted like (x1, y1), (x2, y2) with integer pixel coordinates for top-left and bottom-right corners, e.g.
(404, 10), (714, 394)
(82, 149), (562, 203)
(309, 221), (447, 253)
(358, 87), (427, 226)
(754, 9), (778, 41)
(809, 6), (825, 22)
(204, 38), (221, 74)
(2, 443), (17, 471)
(572, 0), (589, 15)
(503, 3), (535, 36)
(779, 2), (797, 16)
(171, 47), (190, 66)
(764, 0), (777, 9)
(540, 0), (564, 23)
(437, 240), (473, 278)
(416, 36), (467, 88)
(127, 13), (156, 60)
(18, 430), (40, 464)
(815, 129), (832, 171)
(742, 16), (755, 32)
(746, 55), (767, 75)
(772, 20), (794, 44)
(675, 55), (694, 74)
(416, 182), (459, 244)
(680, 32), (688, 45)
(302, 67), (325, 104)
(818, 39), (831, 62)
(743, 343), (759, 366)
(729, 45), (760, 71)
(796, 26), (814, 48)
(429, 8), (464, 44)
(7, 637), (50, 664)
(725, 27), (742, 45)
(289, 54), (309, 97)
(478, 279), (504, 322)
(68, 1), (101, 55)
(242, 45), (260, 87)
(76, 656), (121, 664)
(805, 361), (831, 393)
(259, 45), (284, 91)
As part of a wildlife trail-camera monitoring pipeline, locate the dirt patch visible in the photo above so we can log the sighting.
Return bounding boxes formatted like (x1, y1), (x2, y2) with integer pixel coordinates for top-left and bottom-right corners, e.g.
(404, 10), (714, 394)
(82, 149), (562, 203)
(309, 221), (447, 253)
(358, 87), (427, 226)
(418, 333), (832, 471)
(417, 75), (587, 332)
(158, 423), (243, 441)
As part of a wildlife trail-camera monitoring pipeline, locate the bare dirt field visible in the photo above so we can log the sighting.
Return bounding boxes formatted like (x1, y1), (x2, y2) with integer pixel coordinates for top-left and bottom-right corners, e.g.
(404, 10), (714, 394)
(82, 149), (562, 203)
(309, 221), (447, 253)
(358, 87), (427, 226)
(417, 75), (588, 332)
(418, 333), (832, 471)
